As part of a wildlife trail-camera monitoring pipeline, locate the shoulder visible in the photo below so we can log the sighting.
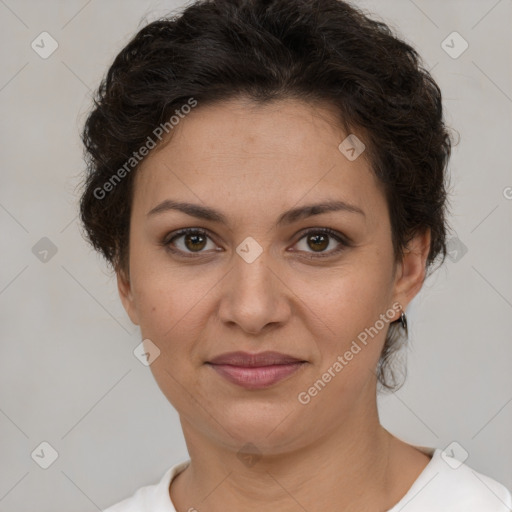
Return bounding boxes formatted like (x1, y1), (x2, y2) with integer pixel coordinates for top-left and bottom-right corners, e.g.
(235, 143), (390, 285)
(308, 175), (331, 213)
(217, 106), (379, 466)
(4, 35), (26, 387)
(102, 460), (190, 512)
(389, 447), (512, 511)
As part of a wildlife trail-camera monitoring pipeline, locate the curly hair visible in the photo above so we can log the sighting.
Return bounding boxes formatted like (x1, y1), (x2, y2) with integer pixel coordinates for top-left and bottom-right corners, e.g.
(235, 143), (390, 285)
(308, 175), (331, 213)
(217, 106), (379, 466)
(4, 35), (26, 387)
(79, 0), (453, 392)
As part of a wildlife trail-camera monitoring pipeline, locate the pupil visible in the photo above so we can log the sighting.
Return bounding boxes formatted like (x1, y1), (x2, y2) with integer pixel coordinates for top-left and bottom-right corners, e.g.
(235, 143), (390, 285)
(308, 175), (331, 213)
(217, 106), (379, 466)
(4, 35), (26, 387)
(308, 233), (328, 251)
(186, 233), (206, 251)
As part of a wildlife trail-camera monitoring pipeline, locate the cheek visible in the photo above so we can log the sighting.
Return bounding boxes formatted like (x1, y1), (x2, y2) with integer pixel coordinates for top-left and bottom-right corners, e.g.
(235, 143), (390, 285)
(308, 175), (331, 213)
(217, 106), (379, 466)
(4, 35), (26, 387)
(130, 249), (187, 318)
(307, 261), (393, 330)
(131, 270), (209, 405)
(302, 253), (395, 368)
(130, 265), (216, 358)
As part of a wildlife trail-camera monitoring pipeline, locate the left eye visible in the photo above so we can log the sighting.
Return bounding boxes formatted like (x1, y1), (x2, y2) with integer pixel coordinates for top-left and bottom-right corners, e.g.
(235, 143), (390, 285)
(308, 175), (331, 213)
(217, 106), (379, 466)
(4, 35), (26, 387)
(293, 229), (346, 256)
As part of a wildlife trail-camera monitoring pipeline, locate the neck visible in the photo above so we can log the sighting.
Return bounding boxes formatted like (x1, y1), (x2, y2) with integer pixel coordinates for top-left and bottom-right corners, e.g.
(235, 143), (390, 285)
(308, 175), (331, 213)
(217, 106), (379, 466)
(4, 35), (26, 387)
(170, 394), (406, 511)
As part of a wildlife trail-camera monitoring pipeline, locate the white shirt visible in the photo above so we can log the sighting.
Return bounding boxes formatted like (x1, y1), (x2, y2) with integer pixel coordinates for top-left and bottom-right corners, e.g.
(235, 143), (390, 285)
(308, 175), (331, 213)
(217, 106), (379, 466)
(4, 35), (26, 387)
(103, 447), (512, 511)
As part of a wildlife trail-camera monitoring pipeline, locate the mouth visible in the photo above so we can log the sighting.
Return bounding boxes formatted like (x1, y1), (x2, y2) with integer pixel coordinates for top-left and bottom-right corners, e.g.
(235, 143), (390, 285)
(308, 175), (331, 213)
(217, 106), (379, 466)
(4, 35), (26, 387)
(205, 351), (307, 390)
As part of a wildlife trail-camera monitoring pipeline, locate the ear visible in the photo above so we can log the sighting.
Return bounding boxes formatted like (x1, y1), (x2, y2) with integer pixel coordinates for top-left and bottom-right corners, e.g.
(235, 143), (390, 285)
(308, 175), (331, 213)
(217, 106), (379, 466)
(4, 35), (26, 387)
(392, 228), (431, 312)
(116, 267), (140, 326)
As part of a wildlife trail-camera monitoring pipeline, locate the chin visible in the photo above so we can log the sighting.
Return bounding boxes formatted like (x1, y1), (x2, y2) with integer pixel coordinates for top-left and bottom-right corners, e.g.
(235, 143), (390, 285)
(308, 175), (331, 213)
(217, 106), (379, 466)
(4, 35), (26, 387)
(210, 401), (307, 450)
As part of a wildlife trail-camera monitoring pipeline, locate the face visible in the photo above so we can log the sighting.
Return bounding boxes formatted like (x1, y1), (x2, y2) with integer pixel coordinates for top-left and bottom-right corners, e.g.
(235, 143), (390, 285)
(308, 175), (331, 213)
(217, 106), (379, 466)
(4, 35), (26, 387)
(118, 97), (429, 454)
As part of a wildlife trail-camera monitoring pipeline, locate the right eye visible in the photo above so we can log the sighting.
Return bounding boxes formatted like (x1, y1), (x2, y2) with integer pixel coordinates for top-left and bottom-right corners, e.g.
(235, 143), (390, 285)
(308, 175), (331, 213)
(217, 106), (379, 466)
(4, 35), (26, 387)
(163, 228), (221, 257)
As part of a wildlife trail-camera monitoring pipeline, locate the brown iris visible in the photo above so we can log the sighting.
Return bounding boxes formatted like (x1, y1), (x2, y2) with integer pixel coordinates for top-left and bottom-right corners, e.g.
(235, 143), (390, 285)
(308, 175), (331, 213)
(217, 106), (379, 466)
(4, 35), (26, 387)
(307, 233), (329, 252)
(184, 232), (207, 252)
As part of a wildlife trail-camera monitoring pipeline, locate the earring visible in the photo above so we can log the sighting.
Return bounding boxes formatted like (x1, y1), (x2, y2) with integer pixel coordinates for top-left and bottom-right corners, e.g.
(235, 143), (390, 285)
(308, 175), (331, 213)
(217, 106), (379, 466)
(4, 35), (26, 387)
(399, 308), (408, 333)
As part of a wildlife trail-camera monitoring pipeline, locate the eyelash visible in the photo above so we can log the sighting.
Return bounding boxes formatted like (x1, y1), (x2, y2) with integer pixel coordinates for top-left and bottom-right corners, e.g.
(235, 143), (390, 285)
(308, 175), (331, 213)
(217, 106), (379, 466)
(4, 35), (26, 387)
(161, 227), (350, 259)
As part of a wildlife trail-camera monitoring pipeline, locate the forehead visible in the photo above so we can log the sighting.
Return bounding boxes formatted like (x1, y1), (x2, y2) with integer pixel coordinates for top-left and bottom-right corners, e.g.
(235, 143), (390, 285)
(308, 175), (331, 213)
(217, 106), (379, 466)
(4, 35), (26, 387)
(133, 98), (384, 226)
(148, 97), (353, 164)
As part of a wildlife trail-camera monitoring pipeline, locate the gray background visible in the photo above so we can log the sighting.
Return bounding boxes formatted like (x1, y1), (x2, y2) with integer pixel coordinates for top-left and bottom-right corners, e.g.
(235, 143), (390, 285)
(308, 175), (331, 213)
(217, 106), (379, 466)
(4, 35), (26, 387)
(0, 1), (511, 510)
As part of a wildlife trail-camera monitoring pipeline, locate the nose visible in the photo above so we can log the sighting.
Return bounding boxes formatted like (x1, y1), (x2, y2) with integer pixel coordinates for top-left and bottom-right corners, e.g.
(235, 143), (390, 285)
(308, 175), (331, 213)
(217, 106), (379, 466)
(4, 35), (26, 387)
(218, 248), (291, 335)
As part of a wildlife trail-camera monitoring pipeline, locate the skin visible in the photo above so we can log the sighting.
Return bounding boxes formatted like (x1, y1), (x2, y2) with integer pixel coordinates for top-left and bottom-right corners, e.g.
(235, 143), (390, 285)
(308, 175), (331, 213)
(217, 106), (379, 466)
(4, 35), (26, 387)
(117, 97), (432, 512)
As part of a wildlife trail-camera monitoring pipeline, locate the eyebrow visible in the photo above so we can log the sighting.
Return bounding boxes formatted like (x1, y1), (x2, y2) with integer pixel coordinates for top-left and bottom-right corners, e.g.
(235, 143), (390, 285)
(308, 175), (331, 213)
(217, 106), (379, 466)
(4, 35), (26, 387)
(147, 199), (365, 225)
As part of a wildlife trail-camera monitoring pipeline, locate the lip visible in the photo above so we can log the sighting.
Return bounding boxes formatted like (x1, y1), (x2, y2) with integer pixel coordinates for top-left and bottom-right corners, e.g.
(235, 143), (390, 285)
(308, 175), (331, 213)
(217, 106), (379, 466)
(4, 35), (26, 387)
(206, 351), (307, 390)
(208, 351), (304, 366)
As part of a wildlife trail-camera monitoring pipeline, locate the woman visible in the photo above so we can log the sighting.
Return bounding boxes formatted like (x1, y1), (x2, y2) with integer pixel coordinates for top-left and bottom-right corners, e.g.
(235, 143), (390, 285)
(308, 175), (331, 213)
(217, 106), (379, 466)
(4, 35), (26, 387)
(79, 0), (512, 510)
